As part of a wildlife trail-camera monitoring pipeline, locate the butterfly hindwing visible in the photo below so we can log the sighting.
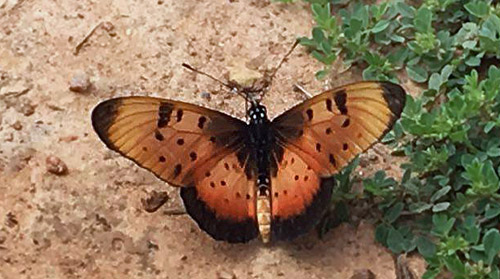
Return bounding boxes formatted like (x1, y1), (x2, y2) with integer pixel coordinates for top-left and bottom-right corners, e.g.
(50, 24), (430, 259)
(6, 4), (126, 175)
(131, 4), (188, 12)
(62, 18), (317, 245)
(181, 151), (258, 243)
(270, 81), (406, 239)
(92, 96), (259, 242)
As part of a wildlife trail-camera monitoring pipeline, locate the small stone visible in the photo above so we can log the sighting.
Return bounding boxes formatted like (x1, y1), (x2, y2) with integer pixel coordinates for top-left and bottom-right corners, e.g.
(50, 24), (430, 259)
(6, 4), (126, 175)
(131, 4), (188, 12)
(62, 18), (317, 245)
(141, 191), (169, 213)
(4, 132), (13, 142)
(46, 155), (68, 175)
(11, 121), (22, 130)
(180, 255), (187, 261)
(69, 72), (91, 93)
(350, 269), (375, 279)
(5, 212), (18, 228)
(200, 91), (211, 101)
(217, 270), (236, 279)
(101, 21), (116, 37)
(16, 98), (36, 116)
(58, 135), (78, 142)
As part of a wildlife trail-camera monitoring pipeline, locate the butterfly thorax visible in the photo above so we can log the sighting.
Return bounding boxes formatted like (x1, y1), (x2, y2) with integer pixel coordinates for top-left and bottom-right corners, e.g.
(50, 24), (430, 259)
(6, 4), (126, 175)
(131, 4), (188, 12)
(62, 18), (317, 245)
(247, 103), (273, 243)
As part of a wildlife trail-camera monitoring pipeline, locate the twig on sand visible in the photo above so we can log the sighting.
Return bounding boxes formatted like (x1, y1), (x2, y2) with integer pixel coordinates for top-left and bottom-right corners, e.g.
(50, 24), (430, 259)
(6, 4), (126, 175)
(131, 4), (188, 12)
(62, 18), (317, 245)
(74, 22), (104, 55)
(163, 209), (187, 216)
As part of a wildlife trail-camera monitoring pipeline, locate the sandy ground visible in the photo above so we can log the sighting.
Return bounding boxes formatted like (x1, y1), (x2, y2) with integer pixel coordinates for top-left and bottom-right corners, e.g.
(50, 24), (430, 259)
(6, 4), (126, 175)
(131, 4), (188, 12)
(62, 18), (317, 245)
(0, 1), (424, 278)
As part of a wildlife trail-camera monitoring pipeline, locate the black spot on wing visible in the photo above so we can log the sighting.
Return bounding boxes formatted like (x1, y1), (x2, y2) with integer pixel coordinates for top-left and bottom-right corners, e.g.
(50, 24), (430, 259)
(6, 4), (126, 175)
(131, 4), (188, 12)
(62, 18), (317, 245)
(155, 130), (164, 141)
(271, 176), (335, 241)
(158, 102), (174, 128)
(180, 186), (258, 243)
(176, 109), (184, 122)
(334, 90), (348, 115)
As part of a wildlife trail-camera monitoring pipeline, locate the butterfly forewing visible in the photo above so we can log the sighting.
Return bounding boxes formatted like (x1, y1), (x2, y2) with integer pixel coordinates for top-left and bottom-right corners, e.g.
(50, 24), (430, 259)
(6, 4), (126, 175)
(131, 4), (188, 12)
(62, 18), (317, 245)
(269, 81), (406, 239)
(92, 96), (247, 186)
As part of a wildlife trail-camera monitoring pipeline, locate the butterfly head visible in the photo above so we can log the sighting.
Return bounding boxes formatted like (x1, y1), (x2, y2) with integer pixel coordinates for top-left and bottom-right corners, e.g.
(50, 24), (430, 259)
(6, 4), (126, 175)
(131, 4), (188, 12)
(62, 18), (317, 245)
(248, 103), (268, 124)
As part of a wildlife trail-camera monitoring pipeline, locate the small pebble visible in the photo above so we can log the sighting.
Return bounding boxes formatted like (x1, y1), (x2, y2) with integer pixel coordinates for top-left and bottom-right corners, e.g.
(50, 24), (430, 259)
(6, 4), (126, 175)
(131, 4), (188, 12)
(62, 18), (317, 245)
(58, 135), (78, 142)
(217, 270), (236, 279)
(5, 212), (18, 228)
(69, 73), (91, 93)
(46, 155), (68, 175)
(11, 121), (22, 131)
(200, 91), (211, 101)
(101, 21), (116, 37)
(16, 98), (36, 116)
(350, 269), (375, 279)
(141, 191), (169, 213)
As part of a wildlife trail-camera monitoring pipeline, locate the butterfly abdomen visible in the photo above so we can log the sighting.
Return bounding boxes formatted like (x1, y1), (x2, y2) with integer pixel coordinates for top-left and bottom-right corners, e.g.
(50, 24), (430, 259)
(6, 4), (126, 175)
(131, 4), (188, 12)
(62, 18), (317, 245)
(256, 186), (271, 243)
(247, 104), (275, 243)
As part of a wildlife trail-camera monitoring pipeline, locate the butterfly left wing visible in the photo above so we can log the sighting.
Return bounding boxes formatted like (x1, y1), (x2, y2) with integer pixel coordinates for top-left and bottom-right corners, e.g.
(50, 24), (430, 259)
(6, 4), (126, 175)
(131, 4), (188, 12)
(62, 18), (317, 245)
(269, 81), (406, 240)
(92, 96), (259, 243)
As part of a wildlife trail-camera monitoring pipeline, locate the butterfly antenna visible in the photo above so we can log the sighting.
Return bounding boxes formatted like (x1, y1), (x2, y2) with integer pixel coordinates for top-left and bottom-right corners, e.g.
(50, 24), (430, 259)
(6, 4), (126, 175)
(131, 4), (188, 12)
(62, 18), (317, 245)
(182, 63), (250, 101)
(266, 39), (300, 89)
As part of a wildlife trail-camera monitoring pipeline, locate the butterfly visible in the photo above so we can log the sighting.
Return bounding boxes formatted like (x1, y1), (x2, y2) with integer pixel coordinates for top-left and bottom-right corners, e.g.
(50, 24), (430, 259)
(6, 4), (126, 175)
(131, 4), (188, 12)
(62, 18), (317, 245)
(91, 78), (406, 243)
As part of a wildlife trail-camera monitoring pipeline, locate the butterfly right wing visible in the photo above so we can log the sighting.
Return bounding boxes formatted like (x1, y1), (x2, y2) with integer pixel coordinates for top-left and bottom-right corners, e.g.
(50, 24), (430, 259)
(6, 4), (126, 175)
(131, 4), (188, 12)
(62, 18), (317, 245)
(269, 81), (406, 240)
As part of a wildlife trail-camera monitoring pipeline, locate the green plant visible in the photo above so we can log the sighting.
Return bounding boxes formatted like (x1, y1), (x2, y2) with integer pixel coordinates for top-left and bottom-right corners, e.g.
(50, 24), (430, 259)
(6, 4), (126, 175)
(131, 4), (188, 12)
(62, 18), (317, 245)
(277, 0), (500, 278)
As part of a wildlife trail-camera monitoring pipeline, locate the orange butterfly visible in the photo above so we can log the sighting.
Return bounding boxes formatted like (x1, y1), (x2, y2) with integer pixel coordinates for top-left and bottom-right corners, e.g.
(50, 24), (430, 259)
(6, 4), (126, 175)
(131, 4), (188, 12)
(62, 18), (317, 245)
(91, 77), (406, 243)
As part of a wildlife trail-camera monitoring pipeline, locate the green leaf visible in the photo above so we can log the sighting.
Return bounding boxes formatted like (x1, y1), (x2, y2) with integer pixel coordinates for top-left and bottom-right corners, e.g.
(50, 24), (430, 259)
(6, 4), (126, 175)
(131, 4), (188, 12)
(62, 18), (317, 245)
(428, 73), (442, 91)
(375, 224), (390, 246)
(432, 202), (450, 212)
(387, 228), (405, 253)
(488, 147), (500, 157)
(483, 229), (500, 265)
(485, 203), (500, 219)
(466, 56), (481, 67)
(406, 64), (429, 83)
(312, 27), (325, 43)
(444, 255), (466, 275)
(384, 202), (404, 223)
(432, 214), (455, 236)
(396, 2), (415, 18)
(430, 186), (451, 203)
(414, 7), (432, 33)
(372, 19), (390, 33)
(464, 1), (490, 18)
(416, 236), (436, 258)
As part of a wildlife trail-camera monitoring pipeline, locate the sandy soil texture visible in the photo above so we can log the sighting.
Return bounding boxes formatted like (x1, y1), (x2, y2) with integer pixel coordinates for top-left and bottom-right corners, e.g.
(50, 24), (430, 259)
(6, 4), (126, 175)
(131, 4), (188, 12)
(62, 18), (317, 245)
(0, 1), (424, 278)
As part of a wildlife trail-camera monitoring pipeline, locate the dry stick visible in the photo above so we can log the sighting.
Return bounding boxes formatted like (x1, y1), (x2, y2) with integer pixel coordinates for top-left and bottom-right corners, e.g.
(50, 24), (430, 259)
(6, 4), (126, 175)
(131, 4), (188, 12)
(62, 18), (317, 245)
(163, 209), (187, 216)
(74, 22), (104, 55)
(1, 87), (31, 99)
(293, 83), (313, 99)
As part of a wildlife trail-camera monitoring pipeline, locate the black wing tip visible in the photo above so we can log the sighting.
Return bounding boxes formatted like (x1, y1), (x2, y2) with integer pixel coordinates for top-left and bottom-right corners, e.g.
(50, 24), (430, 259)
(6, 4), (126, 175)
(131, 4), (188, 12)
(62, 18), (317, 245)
(271, 176), (335, 241)
(379, 81), (407, 118)
(180, 187), (259, 244)
(91, 98), (123, 149)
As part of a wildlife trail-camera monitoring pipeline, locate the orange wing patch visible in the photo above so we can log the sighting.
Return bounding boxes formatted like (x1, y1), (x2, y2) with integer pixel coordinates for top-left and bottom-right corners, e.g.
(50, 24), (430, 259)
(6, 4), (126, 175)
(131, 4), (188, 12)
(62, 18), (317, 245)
(180, 151), (259, 243)
(92, 96), (247, 187)
(191, 152), (256, 221)
(270, 148), (320, 219)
